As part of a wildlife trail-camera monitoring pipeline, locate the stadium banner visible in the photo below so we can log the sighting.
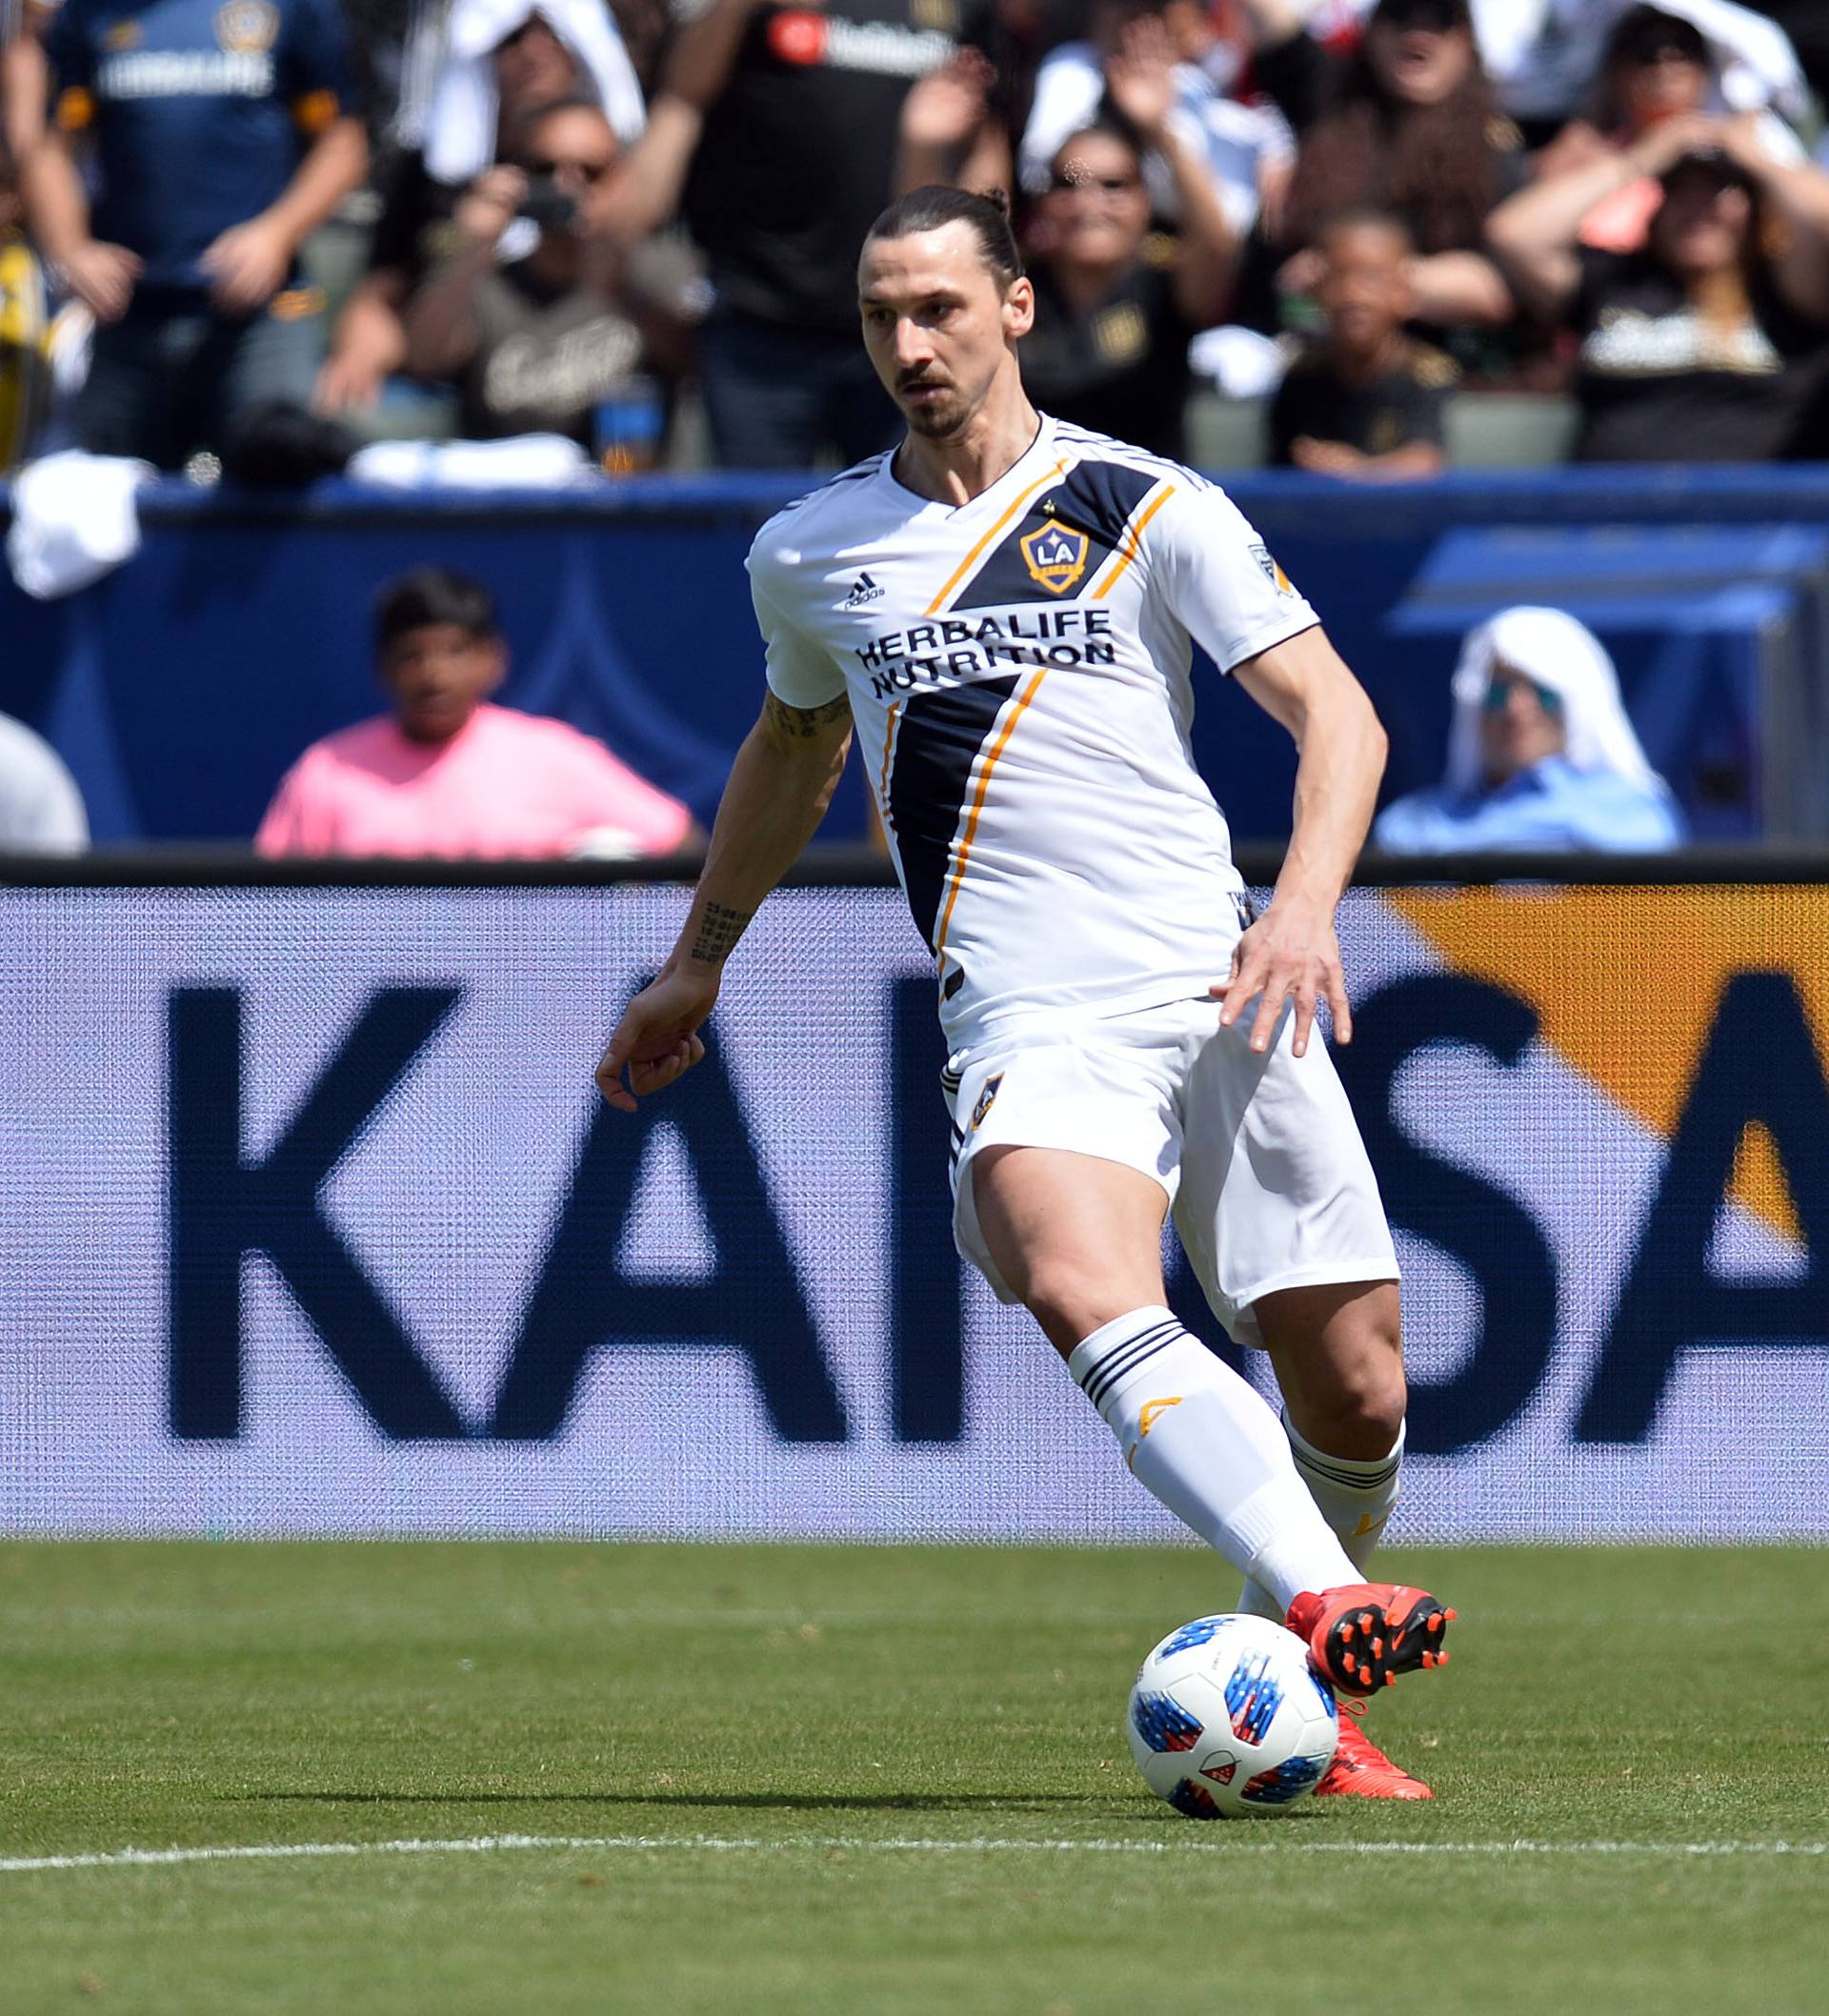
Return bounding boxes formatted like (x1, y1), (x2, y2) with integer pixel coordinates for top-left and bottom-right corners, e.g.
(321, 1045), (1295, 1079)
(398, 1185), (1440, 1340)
(2, 872), (1824, 1542)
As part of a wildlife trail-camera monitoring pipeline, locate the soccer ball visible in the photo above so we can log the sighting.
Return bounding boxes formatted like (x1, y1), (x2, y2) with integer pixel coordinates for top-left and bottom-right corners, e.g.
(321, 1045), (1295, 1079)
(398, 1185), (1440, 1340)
(1128, 1614), (1339, 1819)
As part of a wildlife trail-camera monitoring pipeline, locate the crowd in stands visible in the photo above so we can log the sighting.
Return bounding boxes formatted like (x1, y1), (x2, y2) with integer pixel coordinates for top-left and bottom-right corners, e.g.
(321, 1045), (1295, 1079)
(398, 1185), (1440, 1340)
(1, 0), (1814, 857)
(1, 0), (1827, 479)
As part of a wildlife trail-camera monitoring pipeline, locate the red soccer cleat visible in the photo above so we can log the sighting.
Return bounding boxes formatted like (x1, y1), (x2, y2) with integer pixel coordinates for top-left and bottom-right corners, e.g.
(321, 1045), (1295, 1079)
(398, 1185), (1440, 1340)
(1314, 1707), (1433, 1800)
(1284, 1583), (1456, 1699)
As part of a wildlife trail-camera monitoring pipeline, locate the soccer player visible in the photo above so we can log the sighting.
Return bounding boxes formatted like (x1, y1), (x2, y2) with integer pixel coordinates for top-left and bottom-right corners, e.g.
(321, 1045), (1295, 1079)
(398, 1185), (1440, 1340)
(597, 186), (1454, 1799)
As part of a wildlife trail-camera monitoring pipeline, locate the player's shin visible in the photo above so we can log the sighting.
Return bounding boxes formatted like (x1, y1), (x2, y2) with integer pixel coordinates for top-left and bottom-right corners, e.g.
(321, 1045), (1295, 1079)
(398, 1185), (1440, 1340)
(1235, 1415), (1404, 1621)
(1066, 1308), (1359, 1611)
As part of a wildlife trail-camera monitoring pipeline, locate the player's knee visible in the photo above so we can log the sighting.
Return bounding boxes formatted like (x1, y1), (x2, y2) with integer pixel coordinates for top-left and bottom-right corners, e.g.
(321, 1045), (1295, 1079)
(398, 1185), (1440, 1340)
(1020, 1261), (1146, 1361)
(1300, 1313), (1406, 1459)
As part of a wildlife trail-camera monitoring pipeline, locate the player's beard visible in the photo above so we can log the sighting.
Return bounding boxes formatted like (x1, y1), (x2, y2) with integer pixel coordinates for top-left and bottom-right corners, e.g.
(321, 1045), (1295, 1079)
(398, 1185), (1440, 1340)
(900, 387), (970, 438)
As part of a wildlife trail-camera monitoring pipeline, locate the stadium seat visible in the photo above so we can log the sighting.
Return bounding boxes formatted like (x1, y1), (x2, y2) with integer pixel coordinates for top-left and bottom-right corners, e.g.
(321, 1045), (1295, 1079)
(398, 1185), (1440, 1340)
(1441, 394), (1579, 470)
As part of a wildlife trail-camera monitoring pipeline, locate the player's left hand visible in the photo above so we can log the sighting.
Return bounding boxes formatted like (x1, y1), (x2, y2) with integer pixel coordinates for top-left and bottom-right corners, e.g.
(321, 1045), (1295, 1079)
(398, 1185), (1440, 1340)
(200, 217), (293, 314)
(1211, 897), (1351, 1058)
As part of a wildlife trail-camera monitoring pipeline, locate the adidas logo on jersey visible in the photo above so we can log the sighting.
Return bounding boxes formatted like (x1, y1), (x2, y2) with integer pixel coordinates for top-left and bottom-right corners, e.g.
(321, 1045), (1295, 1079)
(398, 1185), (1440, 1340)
(840, 574), (885, 609)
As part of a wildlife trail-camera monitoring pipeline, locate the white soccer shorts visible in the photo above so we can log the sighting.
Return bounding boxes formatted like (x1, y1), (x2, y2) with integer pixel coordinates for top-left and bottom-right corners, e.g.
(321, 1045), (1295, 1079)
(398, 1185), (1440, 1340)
(946, 997), (1399, 1348)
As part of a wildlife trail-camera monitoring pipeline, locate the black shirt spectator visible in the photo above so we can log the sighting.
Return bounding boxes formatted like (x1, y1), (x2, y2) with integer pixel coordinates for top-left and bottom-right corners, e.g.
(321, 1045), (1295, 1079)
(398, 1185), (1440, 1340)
(1488, 115), (1829, 463)
(1024, 254), (1195, 456)
(1571, 244), (1826, 462)
(1271, 341), (1453, 467)
(403, 100), (695, 451)
(685, 0), (996, 337)
(683, 0), (997, 466)
(1268, 208), (1454, 479)
(1018, 21), (1236, 460)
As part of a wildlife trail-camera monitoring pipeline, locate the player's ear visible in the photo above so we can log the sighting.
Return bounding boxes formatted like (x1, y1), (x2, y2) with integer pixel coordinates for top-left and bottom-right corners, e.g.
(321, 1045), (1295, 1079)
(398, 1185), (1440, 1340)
(1002, 275), (1035, 342)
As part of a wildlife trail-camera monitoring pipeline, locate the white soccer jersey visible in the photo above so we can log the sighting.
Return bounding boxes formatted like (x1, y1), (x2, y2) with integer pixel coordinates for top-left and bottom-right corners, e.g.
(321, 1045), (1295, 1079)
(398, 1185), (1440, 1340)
(747, 413), (1320, 1048)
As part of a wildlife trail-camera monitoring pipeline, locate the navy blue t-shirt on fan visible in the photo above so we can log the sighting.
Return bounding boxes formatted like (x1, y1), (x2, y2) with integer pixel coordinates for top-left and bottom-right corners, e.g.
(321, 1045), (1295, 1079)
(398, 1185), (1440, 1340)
(44, 0), (349, 294)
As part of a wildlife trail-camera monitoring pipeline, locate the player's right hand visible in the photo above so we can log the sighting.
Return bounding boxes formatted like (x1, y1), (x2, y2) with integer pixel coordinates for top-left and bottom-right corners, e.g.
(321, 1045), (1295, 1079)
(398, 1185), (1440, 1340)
(595, 967), (719, 1112)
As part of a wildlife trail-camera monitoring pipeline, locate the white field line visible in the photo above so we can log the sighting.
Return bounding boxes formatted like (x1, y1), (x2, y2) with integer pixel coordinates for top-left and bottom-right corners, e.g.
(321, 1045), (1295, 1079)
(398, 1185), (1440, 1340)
(0, 1833), (1822, 1877)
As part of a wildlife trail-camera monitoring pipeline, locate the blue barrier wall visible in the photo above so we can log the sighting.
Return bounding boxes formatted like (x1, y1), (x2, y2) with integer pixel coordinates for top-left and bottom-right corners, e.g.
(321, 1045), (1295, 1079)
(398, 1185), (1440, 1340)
(5, 466), (1829, 844)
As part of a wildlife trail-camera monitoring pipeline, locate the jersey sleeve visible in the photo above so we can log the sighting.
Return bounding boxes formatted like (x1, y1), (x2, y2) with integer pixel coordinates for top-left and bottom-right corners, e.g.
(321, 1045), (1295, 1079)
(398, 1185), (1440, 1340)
(279, 0), (352, 131)
(1151, 478), (1319, 675)
(748, 547), (848, 708)
(42, 0), (94, 110)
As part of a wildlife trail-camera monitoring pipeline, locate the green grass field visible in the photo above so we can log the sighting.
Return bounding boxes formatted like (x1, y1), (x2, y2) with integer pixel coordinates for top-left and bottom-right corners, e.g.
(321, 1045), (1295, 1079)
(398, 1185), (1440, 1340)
(4, 1542), (1825, 2015)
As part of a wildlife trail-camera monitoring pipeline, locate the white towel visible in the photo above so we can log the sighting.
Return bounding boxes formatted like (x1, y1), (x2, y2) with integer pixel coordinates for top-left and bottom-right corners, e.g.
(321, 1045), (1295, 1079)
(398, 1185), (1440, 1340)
(346, 433), (599, 488)
(1444, 605), (1670, 796)
(6, 449), (156, 600)
(423, 0), (647, 186)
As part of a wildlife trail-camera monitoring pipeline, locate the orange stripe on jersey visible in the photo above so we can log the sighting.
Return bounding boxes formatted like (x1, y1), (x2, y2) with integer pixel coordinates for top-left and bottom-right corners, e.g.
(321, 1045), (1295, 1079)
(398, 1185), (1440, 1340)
(933, 667), (1048, 957)
(877, 701), (901, 819)
(925, 460), (1068, 615)
(1093, 482), (1175, 600)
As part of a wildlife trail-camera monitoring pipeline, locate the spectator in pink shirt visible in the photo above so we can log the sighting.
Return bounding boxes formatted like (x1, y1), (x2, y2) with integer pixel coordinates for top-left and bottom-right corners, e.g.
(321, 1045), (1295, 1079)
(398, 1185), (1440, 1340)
(255, 569), (696, 858)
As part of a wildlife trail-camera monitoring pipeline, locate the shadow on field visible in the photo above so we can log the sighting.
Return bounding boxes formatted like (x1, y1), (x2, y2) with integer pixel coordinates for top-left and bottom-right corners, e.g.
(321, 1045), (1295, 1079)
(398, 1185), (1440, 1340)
(236, 1791), (1111, 1812)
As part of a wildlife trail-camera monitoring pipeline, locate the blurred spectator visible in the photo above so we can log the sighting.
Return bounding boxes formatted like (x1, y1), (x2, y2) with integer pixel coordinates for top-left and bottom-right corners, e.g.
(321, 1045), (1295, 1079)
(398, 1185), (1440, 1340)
(0, 705), (87, 851)
(400, 95), (697, 453)
(1473, 0), (1808, 144)
(683, 0), (1003, 468)
(1374, 605), (1684, 853)
(1487, 112), (1829, 460)
(1269, 207), (1454, 476)
(1239, 0), (1520, 348)
(1018, 1), (1296, 239)
(1017, 18), (1236, 456)
(418, 0), (646, 184)
(256, 567), (695, 857)
(317, 3), (635, 417)
(1, 129), (54, 469)
(1532, 5), (1806, 253)
(18, 0), (367, 469)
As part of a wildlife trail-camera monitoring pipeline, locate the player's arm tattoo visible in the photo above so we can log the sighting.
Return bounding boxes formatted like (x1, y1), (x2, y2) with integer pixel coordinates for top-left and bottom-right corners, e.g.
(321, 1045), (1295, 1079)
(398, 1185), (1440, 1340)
(689, 901), (754, 965)
(763, 691), (852, 740)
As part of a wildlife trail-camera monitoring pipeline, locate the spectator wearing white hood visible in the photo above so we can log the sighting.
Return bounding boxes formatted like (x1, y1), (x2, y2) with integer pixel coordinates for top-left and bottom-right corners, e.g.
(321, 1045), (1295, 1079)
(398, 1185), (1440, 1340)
(1374, 605), (1685, 852)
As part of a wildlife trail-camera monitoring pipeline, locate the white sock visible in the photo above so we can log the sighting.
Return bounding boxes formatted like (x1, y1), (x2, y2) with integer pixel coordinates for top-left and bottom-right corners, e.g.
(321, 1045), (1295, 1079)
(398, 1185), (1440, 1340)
(1068, 1307), (1359, 1613)
(1236, 1414), (1405, 1622)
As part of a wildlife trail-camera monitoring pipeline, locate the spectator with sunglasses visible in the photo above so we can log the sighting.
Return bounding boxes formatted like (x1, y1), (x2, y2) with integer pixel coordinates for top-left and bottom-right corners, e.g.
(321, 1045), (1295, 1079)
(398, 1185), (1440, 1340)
(401, 95), (700, 451)
(1373, 605), (1683, 854)
(1017, 16), (1237, 458)
(1531, 6), (1809, 256)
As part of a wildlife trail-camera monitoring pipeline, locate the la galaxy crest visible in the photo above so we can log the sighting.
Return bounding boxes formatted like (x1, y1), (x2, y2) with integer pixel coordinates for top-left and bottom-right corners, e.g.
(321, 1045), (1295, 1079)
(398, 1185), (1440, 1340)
(970, 1072), (1004, 1131)
(216, 0), (279, 52)
(1019, 519), (1089, 595)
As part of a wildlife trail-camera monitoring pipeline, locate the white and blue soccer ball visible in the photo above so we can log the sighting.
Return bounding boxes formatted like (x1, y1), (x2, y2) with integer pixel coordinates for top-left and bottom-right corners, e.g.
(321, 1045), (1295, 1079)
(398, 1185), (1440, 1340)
(1128, 1614), (1339, 1819)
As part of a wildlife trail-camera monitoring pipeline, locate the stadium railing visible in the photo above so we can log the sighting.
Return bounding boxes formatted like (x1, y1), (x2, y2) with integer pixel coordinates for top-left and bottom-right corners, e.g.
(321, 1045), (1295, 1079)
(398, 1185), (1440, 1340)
(6, 465), (1829, 847)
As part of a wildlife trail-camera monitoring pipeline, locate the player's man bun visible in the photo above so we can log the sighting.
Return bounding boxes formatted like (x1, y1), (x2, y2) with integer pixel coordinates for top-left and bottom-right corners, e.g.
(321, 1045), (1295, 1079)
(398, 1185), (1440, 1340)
(866, 185), (1025, 289)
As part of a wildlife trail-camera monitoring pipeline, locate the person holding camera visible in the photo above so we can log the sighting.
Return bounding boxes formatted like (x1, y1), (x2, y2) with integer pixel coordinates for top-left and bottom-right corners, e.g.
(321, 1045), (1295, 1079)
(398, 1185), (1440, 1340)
(400, 94), (699, 454)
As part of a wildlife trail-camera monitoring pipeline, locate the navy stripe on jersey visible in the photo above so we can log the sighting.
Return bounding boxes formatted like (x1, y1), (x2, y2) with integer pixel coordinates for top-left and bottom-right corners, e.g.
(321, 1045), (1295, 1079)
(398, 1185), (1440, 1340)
(886, 675), (1021, 950)
(1052, 423), (1205, 489)
(947, 457), (1160, 612)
